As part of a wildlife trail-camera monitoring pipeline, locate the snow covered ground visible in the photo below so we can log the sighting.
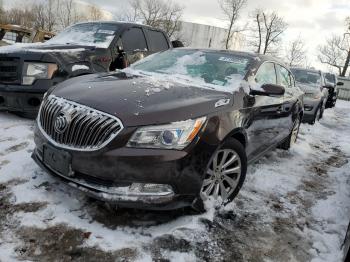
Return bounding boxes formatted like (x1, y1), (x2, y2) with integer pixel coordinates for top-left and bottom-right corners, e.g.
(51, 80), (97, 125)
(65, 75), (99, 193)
(0, 101), (349, 262)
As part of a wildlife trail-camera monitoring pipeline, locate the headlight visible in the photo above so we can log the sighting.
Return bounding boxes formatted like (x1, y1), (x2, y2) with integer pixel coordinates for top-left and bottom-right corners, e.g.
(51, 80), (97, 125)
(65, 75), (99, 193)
(127, 117), (207, 149)
(22, 62), (58, 85)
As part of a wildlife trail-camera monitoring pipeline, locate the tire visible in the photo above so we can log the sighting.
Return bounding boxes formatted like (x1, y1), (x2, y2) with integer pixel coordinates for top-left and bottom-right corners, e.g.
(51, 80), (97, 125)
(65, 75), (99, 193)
(310, 106), (321, 125)
(319, 103), (324, 119)
(194, 138), (247, 211)
(279, 115), (301, 150)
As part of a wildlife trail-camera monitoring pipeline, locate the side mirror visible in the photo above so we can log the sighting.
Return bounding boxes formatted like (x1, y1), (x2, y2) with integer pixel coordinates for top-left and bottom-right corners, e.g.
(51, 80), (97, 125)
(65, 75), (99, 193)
(250, 84), (285, 96)
(337, 81), (344, 86)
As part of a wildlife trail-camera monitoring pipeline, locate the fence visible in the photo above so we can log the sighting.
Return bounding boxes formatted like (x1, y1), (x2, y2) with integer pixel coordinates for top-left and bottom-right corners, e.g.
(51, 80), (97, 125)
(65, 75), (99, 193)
(338, 77), (350, 101)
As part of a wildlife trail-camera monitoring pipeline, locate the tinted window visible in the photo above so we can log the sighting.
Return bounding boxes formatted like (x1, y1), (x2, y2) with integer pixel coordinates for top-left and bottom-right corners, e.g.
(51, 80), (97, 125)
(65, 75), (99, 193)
(147, 30), (169, 52)
(278, 65), (293, 88)
(122, 27), (148, 52)
(255, 62), (277, 85)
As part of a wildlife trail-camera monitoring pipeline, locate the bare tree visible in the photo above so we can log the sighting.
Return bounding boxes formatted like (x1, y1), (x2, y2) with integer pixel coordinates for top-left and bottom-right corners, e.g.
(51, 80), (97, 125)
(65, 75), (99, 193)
(87, 5), (104, 21)
(285, 35), (307, 67)
(56, 0), (84, 30)
(2, 7), (36, 28)
(124, 0), (184, 39)
(318, 35), (350, 75)
(318, 18), (350, 76)
(249, 9), (287, 55)
(219, 0), (247, 49)
(45, 0), (58, 31)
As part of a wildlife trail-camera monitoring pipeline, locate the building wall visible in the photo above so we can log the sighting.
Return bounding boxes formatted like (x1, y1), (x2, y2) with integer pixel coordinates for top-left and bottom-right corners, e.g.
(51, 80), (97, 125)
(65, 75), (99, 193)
(178, 21), (243, 50)
(338, 77), (350, 101)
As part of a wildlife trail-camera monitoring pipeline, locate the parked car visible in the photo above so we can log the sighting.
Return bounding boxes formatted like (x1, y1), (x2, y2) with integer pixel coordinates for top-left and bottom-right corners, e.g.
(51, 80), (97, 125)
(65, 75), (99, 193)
(32, 49), (304, 211)
(291, 68), (328, 124)
(324, 73), (344, 108)
(0, 21), (174, 118)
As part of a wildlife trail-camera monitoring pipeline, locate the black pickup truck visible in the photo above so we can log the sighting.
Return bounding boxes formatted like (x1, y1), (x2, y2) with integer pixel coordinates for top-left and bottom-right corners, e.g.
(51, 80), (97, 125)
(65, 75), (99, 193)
(0, 22), (174, 118)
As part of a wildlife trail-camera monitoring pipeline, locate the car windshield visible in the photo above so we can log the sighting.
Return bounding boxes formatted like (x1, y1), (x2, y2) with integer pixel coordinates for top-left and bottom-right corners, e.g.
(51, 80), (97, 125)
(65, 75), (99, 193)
(131, 49), (251, 90)
(47, 23), (117, 48)
(291, 69), (321, 88)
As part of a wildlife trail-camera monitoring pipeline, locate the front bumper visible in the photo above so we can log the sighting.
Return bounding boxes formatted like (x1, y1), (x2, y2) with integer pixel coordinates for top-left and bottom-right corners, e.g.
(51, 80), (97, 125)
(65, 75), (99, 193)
(0, 80), (57, 116)
(0, 90), (43, 116)
(32, 125), (215, 210)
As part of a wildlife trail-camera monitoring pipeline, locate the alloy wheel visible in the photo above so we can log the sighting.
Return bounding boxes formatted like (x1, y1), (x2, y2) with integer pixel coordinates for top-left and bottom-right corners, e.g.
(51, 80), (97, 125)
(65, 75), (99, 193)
(200, 149), (242, 203)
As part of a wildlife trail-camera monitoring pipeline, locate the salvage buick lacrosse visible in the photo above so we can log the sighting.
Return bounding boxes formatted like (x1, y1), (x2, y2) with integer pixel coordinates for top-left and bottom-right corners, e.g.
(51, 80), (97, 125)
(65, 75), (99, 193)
(32, 49), (303, 211)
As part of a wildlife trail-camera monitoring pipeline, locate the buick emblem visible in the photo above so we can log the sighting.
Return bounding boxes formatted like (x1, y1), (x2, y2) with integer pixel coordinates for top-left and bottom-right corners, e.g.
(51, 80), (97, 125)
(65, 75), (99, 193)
(54, 111), (71, 134)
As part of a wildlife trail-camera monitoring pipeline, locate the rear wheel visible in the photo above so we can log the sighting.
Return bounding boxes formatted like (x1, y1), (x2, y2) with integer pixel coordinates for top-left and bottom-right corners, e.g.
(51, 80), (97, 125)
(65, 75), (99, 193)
(198, 138), (247, 208)
(310, 106), (321, 125)
(319, 103), (324, 119)
(280, 115), (301, 150)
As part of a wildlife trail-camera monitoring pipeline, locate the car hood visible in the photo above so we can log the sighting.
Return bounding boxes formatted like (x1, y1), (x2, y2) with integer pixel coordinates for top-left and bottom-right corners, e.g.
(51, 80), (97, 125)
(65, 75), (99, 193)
(51, 72), (233, 127)
(0, 43), (105, 73)
(297, 83), (321, 95)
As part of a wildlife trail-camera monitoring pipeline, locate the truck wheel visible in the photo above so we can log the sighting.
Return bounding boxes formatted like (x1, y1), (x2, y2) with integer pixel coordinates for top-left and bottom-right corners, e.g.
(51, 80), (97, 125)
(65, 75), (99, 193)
(195, 138), (247, 211)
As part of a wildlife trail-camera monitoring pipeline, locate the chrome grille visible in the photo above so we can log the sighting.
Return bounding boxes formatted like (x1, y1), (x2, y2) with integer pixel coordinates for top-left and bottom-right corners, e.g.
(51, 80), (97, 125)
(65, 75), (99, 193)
(38, 95), (123, 151)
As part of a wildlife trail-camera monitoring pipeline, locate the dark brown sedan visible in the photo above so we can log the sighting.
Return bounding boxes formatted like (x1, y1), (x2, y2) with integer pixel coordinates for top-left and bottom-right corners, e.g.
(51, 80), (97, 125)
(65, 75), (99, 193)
(32, 49), (304, 211)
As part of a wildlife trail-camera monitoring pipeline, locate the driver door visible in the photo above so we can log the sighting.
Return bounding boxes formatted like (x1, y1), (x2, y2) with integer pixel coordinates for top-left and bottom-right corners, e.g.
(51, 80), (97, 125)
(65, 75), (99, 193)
(245, 62), (285, 160)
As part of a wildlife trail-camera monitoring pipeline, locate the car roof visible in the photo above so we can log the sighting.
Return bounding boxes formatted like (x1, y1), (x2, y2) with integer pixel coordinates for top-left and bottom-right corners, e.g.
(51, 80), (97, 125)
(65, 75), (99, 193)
(291, 67), (321, 74)
(173, 48), (287, 66)
(72, 21), (161, 30)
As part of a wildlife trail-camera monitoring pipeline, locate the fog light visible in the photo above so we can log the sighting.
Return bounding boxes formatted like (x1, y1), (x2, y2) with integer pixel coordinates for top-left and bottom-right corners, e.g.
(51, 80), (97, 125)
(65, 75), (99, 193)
(28, 97), (41, 107)
(129, 183), (174, 195)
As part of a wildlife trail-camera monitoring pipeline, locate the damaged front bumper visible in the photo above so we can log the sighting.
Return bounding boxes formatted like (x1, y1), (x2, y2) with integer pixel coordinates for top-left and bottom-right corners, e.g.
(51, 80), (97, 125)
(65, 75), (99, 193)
(31, 149), (196, 210)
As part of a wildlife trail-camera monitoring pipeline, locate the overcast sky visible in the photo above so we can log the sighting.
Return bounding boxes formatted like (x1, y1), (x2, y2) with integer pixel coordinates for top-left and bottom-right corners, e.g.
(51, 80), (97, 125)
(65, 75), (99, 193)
(4, 0), (350, 71)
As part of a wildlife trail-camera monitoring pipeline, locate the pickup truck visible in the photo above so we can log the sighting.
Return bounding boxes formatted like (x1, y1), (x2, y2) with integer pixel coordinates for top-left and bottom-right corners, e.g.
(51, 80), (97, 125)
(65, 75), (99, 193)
(0, 22), (174, 118)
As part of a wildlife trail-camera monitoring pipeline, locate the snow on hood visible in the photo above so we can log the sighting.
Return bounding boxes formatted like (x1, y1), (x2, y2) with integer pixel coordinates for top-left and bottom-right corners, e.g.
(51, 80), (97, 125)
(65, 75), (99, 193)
(0, 43), (87, 54)
(297, 82), (320, 94)
(72, 64), (90, 71)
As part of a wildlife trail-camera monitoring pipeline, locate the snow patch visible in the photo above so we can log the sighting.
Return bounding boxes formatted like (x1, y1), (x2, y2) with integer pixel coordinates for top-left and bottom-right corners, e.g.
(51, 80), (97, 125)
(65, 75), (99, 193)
(72, 65), (90, 71)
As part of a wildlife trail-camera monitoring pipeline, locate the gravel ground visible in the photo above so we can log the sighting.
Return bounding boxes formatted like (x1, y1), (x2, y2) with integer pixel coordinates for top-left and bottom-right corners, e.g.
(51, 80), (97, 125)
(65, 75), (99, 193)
(0, 101), (350, 262)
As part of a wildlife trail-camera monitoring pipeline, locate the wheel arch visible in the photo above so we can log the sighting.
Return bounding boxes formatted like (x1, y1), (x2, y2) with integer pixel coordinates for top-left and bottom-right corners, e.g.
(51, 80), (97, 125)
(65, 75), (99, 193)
(223, 128), (248, 148)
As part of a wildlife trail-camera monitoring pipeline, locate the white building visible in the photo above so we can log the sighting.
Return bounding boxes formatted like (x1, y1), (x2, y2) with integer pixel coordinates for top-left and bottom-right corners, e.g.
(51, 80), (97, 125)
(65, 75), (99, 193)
(178, 21), (243, 51)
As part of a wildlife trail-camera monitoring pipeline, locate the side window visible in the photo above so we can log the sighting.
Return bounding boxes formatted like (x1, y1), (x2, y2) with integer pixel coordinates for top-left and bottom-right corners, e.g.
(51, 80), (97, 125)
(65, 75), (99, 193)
(277, 65), (293, 88)
(255, 62), (277, 85)
(146, 30), (169, 52)
(121, 28), (148, 52)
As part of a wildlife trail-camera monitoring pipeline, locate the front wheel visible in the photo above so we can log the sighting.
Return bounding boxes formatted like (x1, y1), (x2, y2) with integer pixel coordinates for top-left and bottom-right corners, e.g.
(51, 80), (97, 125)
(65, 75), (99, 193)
(199, 138), (247, 207)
